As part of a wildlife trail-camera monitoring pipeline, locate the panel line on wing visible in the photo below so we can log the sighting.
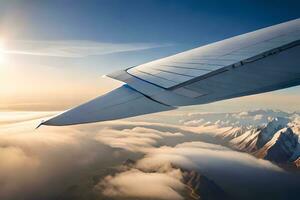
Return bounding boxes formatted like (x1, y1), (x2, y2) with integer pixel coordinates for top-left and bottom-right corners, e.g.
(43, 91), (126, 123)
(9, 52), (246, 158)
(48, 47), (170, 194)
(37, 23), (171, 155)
(174, 62), (224, 66)
(124, 84), (173, 107)
(161, 65), (213, 71)
(150, 68), (196, 77)
(220, 30), (299, 58)
(125, 69), (171, 89)
(190, 58), (237, 62)
(135, 69), (179, 83)
(169, 69), (229, 90)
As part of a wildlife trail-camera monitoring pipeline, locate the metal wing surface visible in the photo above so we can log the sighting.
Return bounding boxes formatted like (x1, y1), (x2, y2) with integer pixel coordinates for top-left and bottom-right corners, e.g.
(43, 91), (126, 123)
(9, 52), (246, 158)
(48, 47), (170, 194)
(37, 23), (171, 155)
(41, 19), (300, 126)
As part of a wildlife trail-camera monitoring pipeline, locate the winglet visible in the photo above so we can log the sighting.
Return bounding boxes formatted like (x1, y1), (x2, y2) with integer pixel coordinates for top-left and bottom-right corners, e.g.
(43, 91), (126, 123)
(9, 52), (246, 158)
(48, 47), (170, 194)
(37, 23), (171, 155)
(36, 120), (44, 129)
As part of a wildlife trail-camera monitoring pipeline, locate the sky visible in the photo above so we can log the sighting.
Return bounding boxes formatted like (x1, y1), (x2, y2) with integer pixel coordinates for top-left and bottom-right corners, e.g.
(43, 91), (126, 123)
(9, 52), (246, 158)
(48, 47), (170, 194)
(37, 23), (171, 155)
(0, 0), (300, 112)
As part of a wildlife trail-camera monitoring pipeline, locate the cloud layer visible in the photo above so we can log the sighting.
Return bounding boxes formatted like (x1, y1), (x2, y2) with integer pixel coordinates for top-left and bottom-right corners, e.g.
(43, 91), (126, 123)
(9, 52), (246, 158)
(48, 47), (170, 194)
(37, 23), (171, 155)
(1, 112), (300, 200)
(0, 114), (187, 200)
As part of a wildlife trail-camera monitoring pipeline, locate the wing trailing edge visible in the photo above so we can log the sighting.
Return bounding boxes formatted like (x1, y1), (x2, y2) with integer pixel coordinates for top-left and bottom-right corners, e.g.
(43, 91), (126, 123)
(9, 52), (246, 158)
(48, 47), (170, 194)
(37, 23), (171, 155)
(40, 85), (174, 126)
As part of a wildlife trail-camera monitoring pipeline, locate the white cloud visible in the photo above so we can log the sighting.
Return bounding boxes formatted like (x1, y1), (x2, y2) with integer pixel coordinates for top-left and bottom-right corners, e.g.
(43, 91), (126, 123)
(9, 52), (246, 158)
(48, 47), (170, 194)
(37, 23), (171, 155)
(97, 169), (184, 200)
(254, 114), (264, 121)
(133, 141), (289, 199)
(183, 119), (204, 126)
(94, 126), (183, 152)
(0, 115), (186, 199)
(0, 111), (55, 125)
(3, 40), (172, 58)
(0, 117), (122, 199)
(137, 141), (283, 173)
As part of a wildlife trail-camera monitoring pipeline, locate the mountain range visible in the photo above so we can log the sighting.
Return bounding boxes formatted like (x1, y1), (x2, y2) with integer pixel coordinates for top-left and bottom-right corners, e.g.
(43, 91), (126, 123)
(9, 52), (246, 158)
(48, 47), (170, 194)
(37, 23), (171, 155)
(181, 109), (300, 168)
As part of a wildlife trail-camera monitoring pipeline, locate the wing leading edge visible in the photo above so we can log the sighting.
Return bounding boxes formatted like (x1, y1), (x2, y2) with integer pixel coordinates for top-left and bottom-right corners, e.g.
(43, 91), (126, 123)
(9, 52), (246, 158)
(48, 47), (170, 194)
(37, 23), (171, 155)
(41, 18), (300, 126)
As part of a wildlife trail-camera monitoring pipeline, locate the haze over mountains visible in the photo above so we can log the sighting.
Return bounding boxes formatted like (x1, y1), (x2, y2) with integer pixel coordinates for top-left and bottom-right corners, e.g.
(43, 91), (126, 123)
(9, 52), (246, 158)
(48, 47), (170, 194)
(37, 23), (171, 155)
(0, 109), (300, 200)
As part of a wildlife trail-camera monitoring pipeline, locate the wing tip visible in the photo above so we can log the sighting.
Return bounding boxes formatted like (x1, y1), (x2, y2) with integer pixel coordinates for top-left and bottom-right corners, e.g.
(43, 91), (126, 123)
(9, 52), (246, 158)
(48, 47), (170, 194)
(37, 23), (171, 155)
(36, 120), (45, 129)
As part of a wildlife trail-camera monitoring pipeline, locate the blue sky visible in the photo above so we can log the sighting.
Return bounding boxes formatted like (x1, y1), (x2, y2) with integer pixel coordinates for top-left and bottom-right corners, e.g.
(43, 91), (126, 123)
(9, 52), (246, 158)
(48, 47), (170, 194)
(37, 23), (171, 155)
(1, 0), (299, 71)
(0, 0), (300, 111)
(2, 0), (300, 42)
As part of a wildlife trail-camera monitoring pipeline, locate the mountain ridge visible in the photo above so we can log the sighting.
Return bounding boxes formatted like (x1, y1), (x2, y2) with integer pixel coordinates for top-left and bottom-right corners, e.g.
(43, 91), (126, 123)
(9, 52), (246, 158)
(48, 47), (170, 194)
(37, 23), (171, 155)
(181, 109), (300, 168)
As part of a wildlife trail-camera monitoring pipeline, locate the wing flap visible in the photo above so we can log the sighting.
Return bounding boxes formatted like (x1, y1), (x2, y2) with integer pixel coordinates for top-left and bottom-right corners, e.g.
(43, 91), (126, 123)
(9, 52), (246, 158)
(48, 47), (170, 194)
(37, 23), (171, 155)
(40, 85), (174, 126)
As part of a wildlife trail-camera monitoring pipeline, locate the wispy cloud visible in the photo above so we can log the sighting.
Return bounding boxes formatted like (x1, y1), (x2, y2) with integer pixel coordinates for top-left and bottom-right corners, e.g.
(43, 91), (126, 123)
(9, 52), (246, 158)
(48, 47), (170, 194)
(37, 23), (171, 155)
(3, 40), (172, 58)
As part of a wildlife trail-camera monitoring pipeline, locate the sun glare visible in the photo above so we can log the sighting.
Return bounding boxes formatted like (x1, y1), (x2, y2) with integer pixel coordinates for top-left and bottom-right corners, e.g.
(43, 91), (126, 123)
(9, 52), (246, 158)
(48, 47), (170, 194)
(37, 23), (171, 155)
(0, 39), (5, 64)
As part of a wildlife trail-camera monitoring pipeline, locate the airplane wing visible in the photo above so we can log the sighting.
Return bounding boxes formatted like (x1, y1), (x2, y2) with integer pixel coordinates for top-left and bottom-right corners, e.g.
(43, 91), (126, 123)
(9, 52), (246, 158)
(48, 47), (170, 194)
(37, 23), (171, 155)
(41, 18), (300, 126)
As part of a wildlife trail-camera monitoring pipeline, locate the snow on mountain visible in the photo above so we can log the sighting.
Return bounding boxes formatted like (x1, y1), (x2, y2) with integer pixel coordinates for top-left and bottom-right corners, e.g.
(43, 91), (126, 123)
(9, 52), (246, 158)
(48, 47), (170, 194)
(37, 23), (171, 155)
(255, 127), (299, 163)
(294, 157), (300, 168)
(181, 110), (300, 168)
(217, 127), (246, 141)
(230, 128), (260, 152)
(256, 117), (290, 149)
